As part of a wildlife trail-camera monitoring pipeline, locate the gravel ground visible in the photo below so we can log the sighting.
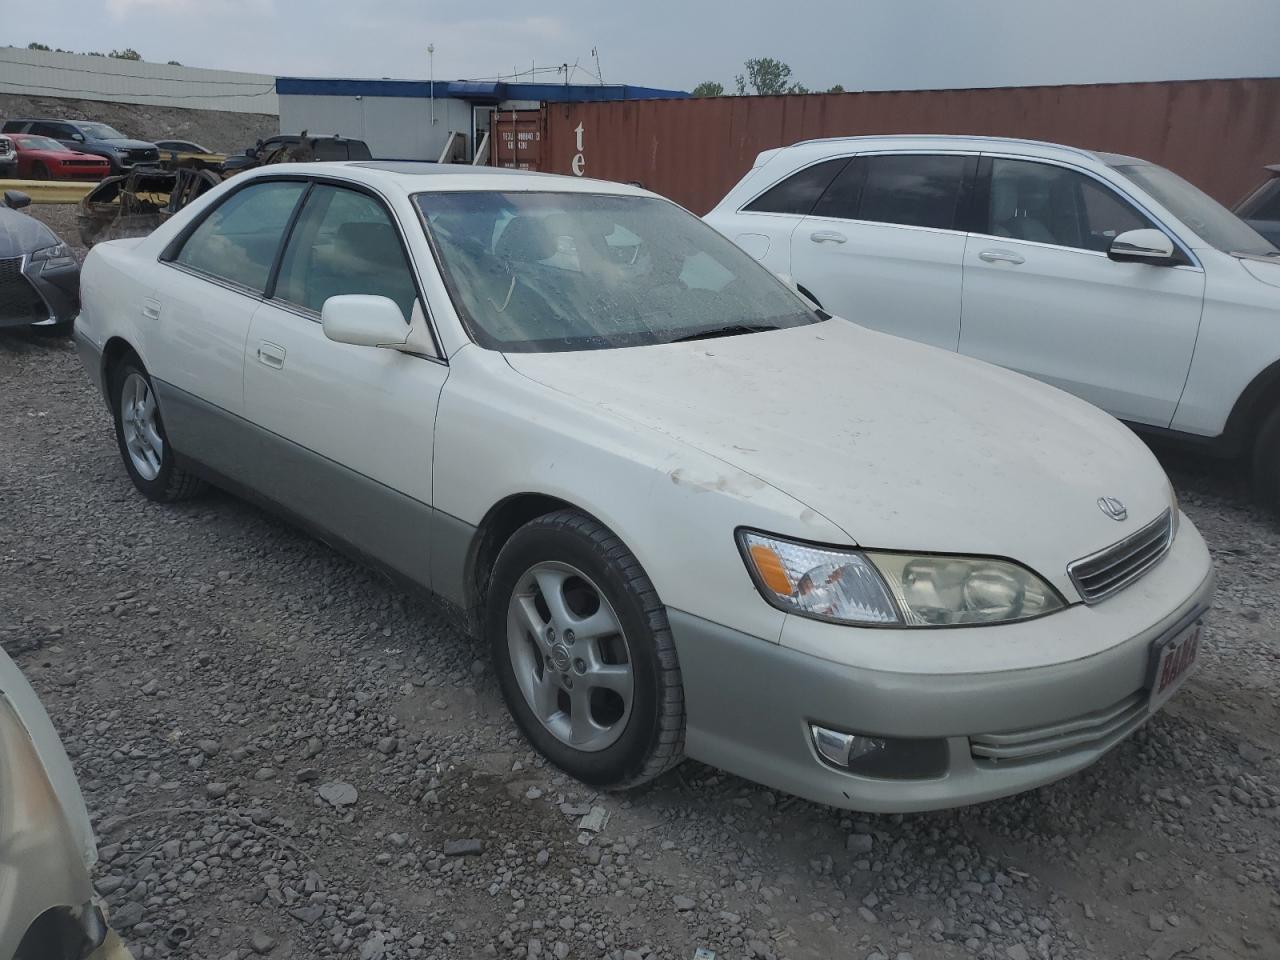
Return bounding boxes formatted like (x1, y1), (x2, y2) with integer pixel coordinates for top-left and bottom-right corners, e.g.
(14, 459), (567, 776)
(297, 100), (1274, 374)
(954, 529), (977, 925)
(2, 210), (1278, 960)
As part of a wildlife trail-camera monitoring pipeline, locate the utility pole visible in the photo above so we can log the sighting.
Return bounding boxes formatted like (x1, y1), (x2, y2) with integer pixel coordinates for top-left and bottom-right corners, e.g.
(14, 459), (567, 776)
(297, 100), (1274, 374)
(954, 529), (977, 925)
(592, 46), (604, 85)
(428, 43), (436, 125)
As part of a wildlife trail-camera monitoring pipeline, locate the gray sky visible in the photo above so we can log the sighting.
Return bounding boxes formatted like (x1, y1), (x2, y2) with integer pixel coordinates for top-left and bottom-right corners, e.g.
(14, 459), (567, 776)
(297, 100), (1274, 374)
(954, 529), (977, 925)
(6, 0), (1280, 92)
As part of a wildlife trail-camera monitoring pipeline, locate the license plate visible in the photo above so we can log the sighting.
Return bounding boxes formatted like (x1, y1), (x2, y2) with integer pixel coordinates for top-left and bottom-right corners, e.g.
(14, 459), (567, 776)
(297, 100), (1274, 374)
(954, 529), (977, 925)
(1147, 621), (1201, 712)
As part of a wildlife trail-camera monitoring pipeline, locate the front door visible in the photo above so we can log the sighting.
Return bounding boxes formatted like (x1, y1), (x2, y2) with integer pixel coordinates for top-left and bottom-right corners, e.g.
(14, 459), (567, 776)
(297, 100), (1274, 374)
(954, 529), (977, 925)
(959, 157), (1205, 427)
(242, 182), (448, 588)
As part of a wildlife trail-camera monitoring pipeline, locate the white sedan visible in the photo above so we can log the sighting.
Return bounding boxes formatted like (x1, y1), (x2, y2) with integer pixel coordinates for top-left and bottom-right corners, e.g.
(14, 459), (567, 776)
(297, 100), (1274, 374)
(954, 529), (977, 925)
(74, 162), (1214, 812)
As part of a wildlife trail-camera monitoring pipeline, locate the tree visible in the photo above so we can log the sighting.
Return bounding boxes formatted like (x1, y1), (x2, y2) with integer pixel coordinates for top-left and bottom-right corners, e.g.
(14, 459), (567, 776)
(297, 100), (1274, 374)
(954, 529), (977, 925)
(690, 80), (724, 97)
(27, 42), (51, 51)
(734, 58), (808, 96)
(110, 48), (142, 60)
(828, 83), (846, 94)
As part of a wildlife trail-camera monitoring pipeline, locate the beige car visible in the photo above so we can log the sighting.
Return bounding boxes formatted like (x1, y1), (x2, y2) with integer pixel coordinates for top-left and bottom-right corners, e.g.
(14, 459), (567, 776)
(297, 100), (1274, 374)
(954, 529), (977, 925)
(0, 645), (109, 959)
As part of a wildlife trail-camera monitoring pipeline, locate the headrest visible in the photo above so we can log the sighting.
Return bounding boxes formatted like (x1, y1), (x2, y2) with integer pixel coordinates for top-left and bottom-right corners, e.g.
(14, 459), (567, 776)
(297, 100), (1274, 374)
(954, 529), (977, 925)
(494, 216), (557, 263)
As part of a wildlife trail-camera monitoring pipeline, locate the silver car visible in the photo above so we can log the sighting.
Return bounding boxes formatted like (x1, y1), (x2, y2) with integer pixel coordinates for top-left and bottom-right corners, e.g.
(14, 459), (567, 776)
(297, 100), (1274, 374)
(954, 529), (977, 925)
(0, 645), (108, 959)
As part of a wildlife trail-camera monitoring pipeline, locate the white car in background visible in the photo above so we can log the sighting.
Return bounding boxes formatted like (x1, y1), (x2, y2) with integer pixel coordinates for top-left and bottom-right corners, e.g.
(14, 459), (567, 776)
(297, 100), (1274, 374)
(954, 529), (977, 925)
(1, 645), (107, 959)
(74, 162), (1213, 812)
(705, 135), (1280, 504)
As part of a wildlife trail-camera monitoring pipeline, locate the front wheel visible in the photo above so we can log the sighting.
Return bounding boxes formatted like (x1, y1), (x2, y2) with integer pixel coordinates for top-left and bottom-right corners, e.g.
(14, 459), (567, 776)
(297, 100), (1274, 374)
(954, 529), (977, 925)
(1253, 405), (1280, 510)
(110, 358), (205, 502)
(487, 510), (685, 788)
(31, 162), (50, 180)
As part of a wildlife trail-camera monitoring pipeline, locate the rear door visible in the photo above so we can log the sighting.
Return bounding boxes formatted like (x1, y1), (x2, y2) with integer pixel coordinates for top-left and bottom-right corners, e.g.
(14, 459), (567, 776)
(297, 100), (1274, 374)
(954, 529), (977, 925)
(793, 152), (973, 350)
(242, 181), (447, 587)
(147, 179), (308, 469)
(959, 156), (1205, 426)
(716, 157), (849, 277)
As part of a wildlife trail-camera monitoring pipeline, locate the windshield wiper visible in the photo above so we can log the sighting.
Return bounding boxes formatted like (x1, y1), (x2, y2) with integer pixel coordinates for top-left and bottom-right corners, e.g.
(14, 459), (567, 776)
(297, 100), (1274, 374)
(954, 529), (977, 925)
(668, 323), (781, 343)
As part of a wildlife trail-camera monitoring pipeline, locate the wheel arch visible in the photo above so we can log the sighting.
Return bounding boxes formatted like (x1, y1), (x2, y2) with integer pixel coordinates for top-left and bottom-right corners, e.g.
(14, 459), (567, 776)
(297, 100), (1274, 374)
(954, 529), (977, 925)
(1221, 356), (1280, 457)
(463, 492), (605, 629)
(100, 336), (140, 408)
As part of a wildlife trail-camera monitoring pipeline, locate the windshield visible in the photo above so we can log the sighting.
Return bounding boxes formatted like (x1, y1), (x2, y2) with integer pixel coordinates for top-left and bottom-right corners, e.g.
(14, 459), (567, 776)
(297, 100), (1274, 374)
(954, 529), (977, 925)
(416, 191), (819, 352)
(16, 135), (68, 152)
(79, 122), (127, 140)
(1109, 160), (1277, 257)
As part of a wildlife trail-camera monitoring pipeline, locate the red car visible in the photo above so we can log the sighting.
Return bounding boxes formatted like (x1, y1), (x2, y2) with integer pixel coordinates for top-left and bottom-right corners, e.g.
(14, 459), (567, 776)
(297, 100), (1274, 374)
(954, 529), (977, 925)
(10, 134), (111, 180)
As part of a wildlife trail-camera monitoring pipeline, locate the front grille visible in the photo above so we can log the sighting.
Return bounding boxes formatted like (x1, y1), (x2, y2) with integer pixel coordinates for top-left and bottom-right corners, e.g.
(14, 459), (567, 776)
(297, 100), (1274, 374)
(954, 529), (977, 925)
(128, 148), (159, 163)
(970, 690), (1148, 765)
(0, 257), (46, 324)
(1068, 509), (1173, 604)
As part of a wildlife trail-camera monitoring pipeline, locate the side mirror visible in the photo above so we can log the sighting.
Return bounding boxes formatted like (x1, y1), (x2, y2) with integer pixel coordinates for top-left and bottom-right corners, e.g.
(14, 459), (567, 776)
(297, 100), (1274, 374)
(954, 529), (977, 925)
(3, 190), (32, 210)
(70, 132), (85, 142)
(321, 295), (409, 349)
(1108, 228), (1179, 265)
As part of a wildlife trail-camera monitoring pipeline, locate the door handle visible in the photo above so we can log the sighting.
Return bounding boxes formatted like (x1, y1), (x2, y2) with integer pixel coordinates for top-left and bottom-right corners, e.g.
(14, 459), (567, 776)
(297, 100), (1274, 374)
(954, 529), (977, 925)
(141, 298), (161, 321)
(256, 341), (286, 369)
(809, 230), (848, 244)
(978, 249), (1025, 265)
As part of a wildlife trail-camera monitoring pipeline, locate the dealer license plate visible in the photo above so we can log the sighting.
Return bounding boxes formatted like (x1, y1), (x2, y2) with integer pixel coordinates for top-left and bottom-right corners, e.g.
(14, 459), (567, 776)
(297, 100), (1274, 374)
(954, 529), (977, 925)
(1148, 621), (1201, 712)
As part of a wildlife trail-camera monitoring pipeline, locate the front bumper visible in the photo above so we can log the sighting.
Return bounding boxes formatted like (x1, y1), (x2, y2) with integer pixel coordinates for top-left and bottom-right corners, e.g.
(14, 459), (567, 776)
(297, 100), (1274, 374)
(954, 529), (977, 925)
(0, 254), (80, 330)
(671, 517), (1215, 813)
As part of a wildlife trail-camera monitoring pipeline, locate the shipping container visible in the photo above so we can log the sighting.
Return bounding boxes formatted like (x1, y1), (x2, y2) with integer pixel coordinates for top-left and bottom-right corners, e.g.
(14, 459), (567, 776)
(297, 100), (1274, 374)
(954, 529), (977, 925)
(537, 78), (1280, 214)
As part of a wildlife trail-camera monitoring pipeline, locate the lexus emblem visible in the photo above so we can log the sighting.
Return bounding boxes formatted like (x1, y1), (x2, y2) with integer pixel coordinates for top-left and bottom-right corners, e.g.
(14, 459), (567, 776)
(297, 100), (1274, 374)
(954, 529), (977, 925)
(1097, 497), (1128, 521)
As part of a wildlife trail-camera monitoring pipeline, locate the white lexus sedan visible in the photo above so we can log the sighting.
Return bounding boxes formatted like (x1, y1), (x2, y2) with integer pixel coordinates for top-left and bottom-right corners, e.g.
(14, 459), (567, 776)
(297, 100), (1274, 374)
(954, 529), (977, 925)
(73, 162), (1214, 812)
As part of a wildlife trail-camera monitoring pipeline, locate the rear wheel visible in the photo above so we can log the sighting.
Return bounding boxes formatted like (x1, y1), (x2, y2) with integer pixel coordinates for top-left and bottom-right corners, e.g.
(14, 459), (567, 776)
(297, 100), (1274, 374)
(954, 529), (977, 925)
(1252, 405), (1280, 509)
(109, 357), (205, 502)
(487, 510), (685, 788)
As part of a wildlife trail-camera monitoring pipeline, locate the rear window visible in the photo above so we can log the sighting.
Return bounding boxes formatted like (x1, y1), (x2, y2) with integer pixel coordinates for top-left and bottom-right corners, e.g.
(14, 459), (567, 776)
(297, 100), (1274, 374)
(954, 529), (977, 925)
(743, 158), (849, 215)
(173, 181), (307, 292)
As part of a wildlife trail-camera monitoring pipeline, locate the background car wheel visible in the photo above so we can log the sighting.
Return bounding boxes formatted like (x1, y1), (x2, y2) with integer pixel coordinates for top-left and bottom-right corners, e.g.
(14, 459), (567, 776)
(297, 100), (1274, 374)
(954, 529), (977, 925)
(31, 162), (50, 180)
(109, 357), (205, 502)
(1252, 405), (1280, 509)
(487, 510), (685, 788)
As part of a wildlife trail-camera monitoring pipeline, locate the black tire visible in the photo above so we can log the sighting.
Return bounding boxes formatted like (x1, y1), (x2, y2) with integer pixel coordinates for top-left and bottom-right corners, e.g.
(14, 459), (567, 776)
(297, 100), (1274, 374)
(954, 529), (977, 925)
(1252, 405), (1280, 510)
(109, 356), (206, 503)
(487, 510), (685, 788)
(31, 161), (50, 180)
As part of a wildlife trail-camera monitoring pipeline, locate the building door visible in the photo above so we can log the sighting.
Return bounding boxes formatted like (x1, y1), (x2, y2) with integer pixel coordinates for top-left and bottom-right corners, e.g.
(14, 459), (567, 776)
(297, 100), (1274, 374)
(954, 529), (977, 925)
(473, 107), (494, 165)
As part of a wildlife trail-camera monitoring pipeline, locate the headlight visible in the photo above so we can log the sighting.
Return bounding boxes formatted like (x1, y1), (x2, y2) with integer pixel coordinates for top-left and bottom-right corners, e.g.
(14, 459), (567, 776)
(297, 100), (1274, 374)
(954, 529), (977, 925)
(31, 242), (75, 269)
(739, 531), (1065, 627)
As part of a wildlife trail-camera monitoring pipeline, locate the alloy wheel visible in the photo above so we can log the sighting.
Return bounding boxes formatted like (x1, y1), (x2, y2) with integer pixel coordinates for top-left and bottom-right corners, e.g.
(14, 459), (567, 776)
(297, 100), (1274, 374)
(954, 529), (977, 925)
(120, 372), (163, 481)
(505, 560), (634, 752)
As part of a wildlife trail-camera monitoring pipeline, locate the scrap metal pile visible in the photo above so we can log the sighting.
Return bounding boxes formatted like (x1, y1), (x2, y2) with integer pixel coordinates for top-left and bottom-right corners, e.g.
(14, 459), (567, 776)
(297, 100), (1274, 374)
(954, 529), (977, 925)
(75, 135), (341, 248)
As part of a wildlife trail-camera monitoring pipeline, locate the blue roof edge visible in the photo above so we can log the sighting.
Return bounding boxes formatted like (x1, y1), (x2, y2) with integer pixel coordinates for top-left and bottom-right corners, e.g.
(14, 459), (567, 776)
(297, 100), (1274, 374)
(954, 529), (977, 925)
(275, 77), (688, 101)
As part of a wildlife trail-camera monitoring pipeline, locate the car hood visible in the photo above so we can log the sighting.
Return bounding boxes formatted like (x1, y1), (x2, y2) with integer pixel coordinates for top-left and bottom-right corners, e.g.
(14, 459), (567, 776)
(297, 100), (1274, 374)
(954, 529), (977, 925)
(101, 138), (156, 150)
(1238, 254), (1280, 288)
(0, 208), (58, 257)
(505, 320), (1173, 585)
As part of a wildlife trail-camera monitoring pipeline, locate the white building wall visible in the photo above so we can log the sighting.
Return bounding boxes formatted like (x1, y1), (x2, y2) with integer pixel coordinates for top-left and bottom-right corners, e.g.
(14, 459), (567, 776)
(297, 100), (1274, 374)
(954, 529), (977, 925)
(0, 47), (277, 114)
(279, 94), (483, 160)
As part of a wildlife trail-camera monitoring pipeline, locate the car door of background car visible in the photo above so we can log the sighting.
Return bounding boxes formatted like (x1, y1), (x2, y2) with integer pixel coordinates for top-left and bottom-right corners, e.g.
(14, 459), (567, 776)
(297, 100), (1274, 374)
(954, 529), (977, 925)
(148, 179), (308, 472)
(793, 152), (974, 350)
(959, 156), (1205, 427)
(720, 156), (851, 278)
(242, 181), (447, 589)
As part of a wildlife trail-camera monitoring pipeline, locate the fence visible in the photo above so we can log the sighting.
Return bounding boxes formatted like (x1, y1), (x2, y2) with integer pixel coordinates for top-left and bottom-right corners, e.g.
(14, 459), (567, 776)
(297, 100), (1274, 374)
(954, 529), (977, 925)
(538, 78), (1280, 214)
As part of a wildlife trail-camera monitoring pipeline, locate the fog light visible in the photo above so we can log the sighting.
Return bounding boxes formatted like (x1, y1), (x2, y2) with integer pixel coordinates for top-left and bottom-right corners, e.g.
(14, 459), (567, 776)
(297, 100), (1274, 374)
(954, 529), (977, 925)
(809, 723), (951, 780)
(811, 724), (886, 767)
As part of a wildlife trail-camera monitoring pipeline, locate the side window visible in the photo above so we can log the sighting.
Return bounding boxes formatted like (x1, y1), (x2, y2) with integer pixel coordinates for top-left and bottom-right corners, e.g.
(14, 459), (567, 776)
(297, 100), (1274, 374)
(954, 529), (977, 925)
(29, 122), (61, 138)
(174, 180), (307, 292)
(1244, 180), (1280, 221)
(854, 154), (966, 229)
(743, 158), (849, 215)
(274, 185), (419, 320)
(987, 158), (1154, 252)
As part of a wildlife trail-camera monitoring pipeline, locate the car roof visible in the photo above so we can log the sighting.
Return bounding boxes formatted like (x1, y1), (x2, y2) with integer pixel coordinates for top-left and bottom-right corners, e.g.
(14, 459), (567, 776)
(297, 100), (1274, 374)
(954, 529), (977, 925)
(780, 133), (1118, 166)
(240, 161), (655, 199)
